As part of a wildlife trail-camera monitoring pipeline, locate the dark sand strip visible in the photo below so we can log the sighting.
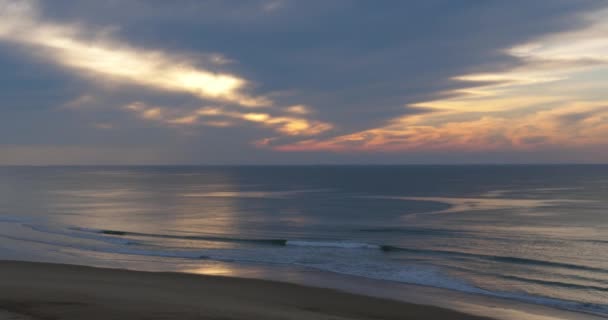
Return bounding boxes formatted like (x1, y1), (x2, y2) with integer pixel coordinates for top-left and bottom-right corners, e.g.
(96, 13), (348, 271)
(0, 261), (491, 320)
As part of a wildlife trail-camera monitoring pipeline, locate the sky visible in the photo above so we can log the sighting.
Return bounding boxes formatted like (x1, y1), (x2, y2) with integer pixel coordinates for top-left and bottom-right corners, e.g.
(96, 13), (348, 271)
(1, 0), (608, 165)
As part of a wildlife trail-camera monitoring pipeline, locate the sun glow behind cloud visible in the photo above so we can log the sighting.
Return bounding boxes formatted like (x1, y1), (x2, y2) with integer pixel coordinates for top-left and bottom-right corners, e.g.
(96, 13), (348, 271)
(0, 0), (268, 107)
(270, 8), (608, 154)
(0, 0), (334, 140)
(2, 0), (608, 162)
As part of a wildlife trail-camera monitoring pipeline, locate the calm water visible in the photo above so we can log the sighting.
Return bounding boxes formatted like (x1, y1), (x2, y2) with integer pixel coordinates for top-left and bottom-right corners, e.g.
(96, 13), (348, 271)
(0, 166), (607, 316)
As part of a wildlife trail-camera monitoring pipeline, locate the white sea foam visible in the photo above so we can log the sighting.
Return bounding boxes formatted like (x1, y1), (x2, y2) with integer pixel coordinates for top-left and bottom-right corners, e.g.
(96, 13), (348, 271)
(3, 226), (607, 316)
(369, 196), (595, 216)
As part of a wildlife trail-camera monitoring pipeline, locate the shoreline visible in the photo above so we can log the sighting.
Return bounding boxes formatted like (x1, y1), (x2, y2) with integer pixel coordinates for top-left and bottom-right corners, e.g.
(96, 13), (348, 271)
(0, 259), (604, 320)
(0, 260), (490, 320)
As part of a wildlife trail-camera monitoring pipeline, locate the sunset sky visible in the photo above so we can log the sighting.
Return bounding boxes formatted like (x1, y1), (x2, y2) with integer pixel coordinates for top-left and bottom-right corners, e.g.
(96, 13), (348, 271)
(1, 0), (608, 164)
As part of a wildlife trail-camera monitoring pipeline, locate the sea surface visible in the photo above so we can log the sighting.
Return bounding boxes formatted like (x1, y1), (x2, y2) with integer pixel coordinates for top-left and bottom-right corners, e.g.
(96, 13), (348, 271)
(0, 166), (607, 317)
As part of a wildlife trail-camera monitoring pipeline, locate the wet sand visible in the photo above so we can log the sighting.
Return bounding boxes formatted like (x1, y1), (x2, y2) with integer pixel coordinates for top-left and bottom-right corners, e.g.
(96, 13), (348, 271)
(0, 261), (490, 320)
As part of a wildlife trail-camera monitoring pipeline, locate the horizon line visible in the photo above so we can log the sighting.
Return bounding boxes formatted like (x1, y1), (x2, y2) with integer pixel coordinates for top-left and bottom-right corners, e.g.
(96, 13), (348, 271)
(1, 163), (608, 167)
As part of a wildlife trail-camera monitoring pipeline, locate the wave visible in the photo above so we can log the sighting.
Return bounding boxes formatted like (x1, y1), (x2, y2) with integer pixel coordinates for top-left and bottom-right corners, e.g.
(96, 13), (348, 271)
(285, 240), (380, 249)
(0, 233), (205, 259)
(498, 274), (608, 293)
(8, 235), (607, 317)
(6, 226), (608, 317)
(70, 227), (289, 246)
(71, 227), (387, 250)
(359, 227), (471, 237)
(488, 290), (608, 316)
(580, 239), (608, 245)
(26, 225), (137, 245)
(445, 264), (608, 292)
(362, 227), (608, 245)
(96, 243), (608, 316)
(69, 227), (608, 275)
(381, 245), (608, 274)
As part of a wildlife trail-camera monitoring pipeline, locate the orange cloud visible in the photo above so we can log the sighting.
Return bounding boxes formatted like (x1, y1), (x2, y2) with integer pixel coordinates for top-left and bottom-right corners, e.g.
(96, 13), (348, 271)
(268, 9), (608, 153)
(123, 102), (333, 137)
(272, 104), (608, 153)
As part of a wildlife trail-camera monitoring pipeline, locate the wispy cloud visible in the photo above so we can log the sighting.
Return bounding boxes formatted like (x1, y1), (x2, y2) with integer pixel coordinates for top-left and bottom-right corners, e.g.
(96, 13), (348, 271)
(61, 94), (97, 109)
(2, 0), (607, 163)
(262, 0), (285, 13)
(273, 103), (608, 152)
(270, 8), (608, 153)
(123, 102), (333, 137)
(285, 104), (313, 115)
(0, 0), (335, 142)
(0, 0), (270, 107)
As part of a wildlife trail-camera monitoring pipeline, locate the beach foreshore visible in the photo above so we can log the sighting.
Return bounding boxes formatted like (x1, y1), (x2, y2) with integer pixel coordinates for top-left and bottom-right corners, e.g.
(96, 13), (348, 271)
(0, 260), (490, 320)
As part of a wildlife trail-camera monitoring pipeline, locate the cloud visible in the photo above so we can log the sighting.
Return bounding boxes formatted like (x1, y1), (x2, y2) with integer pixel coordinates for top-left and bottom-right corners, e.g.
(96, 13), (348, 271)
(271, 101), (608, 153)
(268, 6), (608, 154)
(0, 0), (335, 147)
(123, 102), (333, 137)
(286, 104), (313, 115)
(0, 0), (270, 108)
(553, 106), (608, 126)
(262, 0), (285, 13)
(62, 94), (96, 109)
(1, 0), (607, 164)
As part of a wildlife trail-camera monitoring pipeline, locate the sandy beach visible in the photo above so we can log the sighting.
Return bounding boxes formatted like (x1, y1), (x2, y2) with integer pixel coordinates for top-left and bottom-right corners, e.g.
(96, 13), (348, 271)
(0, 261), (491, 320)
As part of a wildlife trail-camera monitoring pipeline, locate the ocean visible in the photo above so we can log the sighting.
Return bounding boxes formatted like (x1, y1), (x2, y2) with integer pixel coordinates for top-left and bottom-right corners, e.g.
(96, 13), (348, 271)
(0, 165), (606, 317)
